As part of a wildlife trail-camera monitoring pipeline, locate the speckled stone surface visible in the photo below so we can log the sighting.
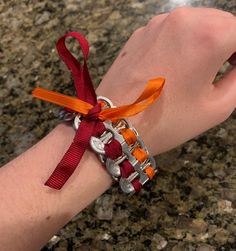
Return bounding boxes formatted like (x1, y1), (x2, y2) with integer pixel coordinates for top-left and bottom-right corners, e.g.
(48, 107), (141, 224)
(0, 1), (236, 250)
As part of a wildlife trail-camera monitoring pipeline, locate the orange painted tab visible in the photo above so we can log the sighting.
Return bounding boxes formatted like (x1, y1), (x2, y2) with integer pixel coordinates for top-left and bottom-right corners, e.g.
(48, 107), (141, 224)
(120, 128), (137, 145)
(145, 166), (155, 180)
(132, 147), (148, 163)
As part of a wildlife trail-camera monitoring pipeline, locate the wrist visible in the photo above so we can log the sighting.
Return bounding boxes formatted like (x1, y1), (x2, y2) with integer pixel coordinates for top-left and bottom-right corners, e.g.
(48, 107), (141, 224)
(97, 79), (157, 155)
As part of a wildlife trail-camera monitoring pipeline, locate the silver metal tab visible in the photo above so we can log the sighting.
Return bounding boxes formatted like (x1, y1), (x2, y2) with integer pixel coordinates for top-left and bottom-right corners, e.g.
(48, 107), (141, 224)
(113, 119), (132, 131)
(90, 136), (106, 154)
(103, 121), (132, 155)
(119, 178), (135, 195)
(105, 155), (126, 179)
(89, 130), (113, 155)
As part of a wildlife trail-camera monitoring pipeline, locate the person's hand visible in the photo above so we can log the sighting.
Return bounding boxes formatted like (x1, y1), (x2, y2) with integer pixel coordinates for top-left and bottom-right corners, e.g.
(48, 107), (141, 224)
(97, 7), (236, 155)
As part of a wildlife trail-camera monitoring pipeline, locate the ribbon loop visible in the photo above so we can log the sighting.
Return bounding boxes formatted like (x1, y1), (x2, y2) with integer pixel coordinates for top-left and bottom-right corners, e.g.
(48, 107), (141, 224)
(56, 32), (96, 104)
(56, 32), (89, 74)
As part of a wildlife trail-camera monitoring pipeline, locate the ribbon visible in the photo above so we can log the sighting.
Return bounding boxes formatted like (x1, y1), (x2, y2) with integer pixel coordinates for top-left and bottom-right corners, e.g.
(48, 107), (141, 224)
(32, 32), (165, 189)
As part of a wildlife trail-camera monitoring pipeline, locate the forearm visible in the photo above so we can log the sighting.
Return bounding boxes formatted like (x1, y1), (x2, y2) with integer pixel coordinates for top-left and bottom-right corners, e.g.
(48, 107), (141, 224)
(0, 123), (113, 251)
(0, 69), (149, 251)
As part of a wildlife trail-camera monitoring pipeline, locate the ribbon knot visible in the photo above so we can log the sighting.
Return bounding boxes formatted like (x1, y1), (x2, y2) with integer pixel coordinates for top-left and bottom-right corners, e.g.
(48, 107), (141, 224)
(85, 103), (101, 121)
(32, 31), (165, 190)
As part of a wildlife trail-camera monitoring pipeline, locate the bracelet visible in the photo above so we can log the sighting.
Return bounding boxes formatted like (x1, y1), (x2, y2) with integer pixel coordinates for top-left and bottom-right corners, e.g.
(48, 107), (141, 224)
(32, 31), (165, 194)
(60, 96), (157, 195)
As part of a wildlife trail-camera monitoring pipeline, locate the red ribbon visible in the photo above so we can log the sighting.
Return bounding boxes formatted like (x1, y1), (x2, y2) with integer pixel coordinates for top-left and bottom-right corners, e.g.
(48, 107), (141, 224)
(45, 32), (104, 189)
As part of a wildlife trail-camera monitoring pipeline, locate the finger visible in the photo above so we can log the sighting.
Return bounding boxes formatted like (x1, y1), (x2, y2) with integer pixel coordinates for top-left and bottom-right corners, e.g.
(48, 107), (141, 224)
(214, 66), (236, 109)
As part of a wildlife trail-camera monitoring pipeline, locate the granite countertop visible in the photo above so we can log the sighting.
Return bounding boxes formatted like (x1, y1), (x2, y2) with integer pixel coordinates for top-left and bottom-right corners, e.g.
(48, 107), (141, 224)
(0, 0), (236, 250)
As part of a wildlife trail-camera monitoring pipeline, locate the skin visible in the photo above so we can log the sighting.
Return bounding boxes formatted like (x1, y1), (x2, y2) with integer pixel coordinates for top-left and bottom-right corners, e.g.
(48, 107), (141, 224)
(98, 7), (236, 154)
(0, 7), (235, 251)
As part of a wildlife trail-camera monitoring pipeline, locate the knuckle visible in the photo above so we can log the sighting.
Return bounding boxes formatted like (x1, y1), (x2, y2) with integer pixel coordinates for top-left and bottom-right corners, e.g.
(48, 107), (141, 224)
(165, 7), (193, 32)
(147, 13), (168, 27)
(132, 26), (145, 35)
(147, 16), (160, 27)
(168, 7), (191, 21)
(128, 27), (144, 41)
(166, 8), (229, 51)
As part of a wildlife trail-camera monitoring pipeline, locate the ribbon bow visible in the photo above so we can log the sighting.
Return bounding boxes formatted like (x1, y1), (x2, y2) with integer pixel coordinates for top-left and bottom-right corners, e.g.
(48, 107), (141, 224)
(32, 32), (165, 189)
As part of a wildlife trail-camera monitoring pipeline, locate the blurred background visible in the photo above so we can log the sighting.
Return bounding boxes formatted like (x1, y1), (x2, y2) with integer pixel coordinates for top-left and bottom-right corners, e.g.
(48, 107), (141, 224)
(0, 0), (236, 250)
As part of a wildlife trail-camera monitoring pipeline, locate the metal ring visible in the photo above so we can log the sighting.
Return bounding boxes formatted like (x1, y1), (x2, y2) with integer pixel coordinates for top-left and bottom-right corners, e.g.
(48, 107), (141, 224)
(73, 114), (82, 130)
(97, 96), (115, 108)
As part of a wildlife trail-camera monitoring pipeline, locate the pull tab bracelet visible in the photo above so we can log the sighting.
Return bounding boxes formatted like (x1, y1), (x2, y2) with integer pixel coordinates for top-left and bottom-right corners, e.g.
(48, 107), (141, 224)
(32, 31), (165, 195)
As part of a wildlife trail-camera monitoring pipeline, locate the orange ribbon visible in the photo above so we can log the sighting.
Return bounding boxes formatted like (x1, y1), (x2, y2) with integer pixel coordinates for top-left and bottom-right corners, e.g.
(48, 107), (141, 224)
(32, 77), (165, 121)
